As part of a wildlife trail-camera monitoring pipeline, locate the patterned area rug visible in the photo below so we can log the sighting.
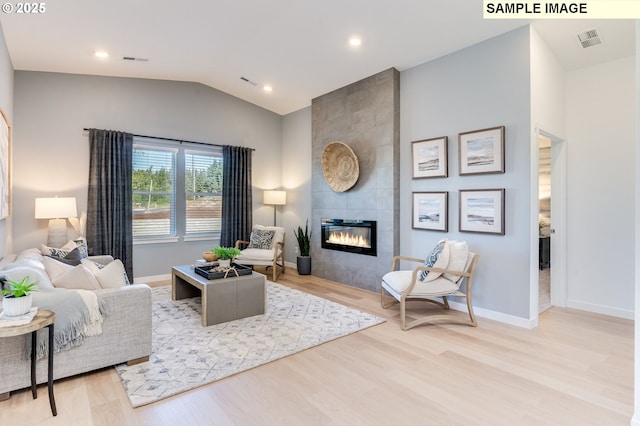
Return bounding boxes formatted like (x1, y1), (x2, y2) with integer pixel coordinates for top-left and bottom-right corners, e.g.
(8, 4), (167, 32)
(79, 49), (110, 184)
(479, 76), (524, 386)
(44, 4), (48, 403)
(115, 283), (384, 407)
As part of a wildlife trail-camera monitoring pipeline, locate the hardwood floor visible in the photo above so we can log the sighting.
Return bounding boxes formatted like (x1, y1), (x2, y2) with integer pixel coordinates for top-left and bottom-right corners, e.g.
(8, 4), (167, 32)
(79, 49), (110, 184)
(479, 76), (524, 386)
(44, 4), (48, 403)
(0, 268), (633, 425)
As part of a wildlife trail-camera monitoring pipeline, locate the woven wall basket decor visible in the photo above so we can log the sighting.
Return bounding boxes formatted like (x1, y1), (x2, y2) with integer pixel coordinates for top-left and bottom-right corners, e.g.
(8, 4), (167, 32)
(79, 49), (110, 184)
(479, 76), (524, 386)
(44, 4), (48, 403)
(321, 141), (359, 192)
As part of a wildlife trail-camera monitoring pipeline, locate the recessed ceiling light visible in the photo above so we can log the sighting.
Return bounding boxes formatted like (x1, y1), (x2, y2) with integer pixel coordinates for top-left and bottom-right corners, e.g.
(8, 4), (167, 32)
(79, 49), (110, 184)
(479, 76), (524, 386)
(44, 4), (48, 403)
(263, 85), (273, 93)
(349, 37), (362, 47)
(93, 50), (109, 59)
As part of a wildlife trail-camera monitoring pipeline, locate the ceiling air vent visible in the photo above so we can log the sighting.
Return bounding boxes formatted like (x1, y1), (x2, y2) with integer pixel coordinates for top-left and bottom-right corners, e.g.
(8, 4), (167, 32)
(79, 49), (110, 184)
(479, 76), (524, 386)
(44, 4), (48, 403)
(240, 76), (258, 86)
(577, 29), (602, 48)
(122, 56), (149, 62)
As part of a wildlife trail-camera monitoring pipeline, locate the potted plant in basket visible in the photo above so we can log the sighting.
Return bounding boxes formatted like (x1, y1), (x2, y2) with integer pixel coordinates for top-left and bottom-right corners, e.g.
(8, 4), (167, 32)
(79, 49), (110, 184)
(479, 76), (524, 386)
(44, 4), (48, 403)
(294, 220), (312, 275)
(213, 246), (241, 268)
(1, 276), (38, 316)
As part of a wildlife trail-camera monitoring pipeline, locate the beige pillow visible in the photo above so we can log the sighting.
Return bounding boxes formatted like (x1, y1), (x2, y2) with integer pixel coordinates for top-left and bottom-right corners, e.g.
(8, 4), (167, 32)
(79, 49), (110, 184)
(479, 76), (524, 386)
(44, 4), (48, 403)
(81, 259), (129, 289)
(444, 240), (469, 282)
(43, 255), (74, 282)
(43, 256), (101, 290)
(51, 264), (101, 290)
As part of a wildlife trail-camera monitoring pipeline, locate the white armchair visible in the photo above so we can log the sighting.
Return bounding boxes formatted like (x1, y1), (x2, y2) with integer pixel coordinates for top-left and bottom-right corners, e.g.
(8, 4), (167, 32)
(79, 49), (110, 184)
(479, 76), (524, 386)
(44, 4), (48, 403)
(381, 240), (479, 330)
(234, 225), (286, 281)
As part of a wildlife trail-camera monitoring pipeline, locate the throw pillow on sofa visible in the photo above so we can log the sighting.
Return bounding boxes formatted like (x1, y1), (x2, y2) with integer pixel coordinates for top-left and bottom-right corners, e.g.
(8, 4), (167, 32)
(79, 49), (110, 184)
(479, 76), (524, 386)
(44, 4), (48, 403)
(40, 240), (77, 256)
(81, 259), (130, 288)
(46, 247), (87, 266)
(41, 241), (88, 266)
(42, 257), (101, 290)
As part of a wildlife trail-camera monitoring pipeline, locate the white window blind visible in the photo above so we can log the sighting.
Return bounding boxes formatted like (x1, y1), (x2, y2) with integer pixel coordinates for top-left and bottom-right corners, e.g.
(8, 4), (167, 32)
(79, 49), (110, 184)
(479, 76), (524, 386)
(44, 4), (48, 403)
(132, 146), (177, 238)
(132, 139), (223, 241)
(185, 151), (223, 235)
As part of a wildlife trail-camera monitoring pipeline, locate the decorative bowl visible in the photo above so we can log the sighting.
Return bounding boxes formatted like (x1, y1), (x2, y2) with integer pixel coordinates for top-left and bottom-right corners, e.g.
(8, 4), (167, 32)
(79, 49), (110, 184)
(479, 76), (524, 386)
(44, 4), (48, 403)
(202, 252), (218, 262)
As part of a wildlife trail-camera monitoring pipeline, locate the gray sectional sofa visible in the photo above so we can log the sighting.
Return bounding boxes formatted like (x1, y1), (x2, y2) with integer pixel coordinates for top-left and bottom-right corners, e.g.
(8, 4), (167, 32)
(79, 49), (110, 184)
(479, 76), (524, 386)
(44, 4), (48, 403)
(0, 249), (152, 400)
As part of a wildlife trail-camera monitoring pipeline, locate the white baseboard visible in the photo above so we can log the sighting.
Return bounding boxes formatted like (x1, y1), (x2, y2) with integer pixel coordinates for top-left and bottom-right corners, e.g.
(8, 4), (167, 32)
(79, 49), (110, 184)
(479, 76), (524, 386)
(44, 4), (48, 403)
(134, 264), (298, 284)
(448, 300), (537, 329)
(134, 273), (171, 284)
(132, 270), (538, 329)
(567, 299), (634, 320)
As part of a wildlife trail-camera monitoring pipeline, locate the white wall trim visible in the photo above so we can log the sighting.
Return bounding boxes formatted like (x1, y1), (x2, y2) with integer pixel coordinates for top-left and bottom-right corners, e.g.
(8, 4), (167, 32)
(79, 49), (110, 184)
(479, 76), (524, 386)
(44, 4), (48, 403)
(135, 265), (300, 284)
(448, 300), (537, 329)
(134, 273), (171, 284)
(567, 299), (634, 320)
(529, 128), (541, 322)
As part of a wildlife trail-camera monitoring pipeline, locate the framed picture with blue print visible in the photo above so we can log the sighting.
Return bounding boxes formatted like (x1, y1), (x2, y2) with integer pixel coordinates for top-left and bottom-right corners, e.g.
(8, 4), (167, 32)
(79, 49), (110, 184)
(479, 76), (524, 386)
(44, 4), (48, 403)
(459, 188), (505, 235)
(412, 192), (448, 232)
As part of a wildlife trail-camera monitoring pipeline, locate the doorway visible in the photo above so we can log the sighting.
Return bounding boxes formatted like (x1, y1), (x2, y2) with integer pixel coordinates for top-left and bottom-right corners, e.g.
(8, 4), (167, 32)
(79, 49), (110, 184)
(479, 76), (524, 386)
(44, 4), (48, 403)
(534, 129), (568, 318)
(538, 136), (552, 313)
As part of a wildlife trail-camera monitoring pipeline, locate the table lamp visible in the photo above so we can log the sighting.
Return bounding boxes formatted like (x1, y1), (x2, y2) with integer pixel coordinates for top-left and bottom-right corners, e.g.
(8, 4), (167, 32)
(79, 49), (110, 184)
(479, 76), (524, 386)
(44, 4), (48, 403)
(35, 197), (78, 247)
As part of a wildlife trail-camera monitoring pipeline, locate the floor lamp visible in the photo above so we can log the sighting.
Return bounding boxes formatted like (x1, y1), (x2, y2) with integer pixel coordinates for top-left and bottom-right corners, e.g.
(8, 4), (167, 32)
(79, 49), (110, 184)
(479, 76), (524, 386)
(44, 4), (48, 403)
(263, 190), (286, 226)
(35, 197), (78, 248)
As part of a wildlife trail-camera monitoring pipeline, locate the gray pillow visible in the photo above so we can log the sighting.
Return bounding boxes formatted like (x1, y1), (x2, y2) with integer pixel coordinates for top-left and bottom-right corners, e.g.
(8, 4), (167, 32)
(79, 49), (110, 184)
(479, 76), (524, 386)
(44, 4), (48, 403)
(46, 247), (86, 266)
(248, 229), (275, 249)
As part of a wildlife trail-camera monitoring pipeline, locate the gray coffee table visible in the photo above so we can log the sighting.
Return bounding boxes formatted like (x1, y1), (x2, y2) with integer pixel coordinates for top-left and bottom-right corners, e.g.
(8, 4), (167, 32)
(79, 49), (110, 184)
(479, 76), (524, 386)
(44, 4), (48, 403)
(171, 265), (266, 327)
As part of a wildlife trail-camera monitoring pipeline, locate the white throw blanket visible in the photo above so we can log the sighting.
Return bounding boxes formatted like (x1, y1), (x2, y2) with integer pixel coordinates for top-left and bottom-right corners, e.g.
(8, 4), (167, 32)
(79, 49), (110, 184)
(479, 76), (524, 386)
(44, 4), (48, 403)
(75, 289), (104, 336)
(27, 287), (107, 359)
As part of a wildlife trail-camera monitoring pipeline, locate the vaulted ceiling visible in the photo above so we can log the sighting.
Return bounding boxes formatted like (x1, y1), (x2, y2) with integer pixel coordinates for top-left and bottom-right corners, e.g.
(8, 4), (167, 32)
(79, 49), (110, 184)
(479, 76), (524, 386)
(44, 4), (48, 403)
(0, 1), (634, 115)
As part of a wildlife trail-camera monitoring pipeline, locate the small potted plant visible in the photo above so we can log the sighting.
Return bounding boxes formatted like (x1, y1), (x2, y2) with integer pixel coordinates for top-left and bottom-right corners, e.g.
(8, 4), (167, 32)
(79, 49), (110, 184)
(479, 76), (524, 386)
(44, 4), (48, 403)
(294, 220), (312, 275)
(1, 276), (38, 316)
(213, 246), (241, 268)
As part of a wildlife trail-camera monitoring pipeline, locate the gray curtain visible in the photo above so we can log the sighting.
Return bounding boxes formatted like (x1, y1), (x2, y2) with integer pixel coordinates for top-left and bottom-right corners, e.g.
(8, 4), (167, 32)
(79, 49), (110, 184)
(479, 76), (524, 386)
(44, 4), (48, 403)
(86, 129), (134, 279)
(220, 145), (253, 247)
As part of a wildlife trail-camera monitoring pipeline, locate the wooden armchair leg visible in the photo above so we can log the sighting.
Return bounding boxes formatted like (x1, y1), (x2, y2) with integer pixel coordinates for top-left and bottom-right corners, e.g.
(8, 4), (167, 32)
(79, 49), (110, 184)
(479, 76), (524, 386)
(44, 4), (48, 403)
(467, 297), (477, 326)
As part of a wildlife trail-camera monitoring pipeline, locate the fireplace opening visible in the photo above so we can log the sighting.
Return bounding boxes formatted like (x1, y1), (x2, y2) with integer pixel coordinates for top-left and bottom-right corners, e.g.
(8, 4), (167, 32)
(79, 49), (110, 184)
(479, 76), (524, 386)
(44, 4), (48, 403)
(321, 218), (377, 256)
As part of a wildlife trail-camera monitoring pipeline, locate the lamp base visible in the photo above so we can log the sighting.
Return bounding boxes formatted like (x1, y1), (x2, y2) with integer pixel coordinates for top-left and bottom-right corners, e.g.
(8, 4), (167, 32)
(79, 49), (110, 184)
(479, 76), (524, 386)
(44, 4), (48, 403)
(47, 218), (68, 248)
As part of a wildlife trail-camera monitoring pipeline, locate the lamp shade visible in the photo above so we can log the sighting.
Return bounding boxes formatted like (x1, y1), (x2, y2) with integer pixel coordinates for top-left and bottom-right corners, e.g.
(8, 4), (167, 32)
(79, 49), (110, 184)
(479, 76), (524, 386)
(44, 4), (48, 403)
(35, 197), (78, 219)
(263, 190), (286, 206)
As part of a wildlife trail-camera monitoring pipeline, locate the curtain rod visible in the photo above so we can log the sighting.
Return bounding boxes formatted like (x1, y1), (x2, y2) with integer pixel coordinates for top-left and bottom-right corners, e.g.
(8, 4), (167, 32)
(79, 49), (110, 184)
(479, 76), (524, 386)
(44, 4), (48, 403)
(82, 128), (255, 151)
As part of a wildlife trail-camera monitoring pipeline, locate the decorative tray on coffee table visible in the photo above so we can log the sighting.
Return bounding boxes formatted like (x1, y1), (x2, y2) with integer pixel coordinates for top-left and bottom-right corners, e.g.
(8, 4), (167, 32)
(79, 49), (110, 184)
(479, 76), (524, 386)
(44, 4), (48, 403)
(195, 263), (252, 280)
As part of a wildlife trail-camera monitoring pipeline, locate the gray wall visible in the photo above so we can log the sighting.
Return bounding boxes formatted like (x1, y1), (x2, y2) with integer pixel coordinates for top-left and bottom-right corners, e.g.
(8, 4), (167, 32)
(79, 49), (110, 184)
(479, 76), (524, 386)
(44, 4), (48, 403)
(281, 106), (312, 265)
(0, 25), (12, 258)
(311, 68), (400, 292)
(400, 27), (532, 319)
(12, 72), (283, 279)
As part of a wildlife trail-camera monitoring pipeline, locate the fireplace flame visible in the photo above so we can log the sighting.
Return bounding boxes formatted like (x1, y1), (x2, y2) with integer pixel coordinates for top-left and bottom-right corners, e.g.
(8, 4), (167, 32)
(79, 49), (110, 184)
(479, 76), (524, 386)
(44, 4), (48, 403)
(327, 231), (370, 248)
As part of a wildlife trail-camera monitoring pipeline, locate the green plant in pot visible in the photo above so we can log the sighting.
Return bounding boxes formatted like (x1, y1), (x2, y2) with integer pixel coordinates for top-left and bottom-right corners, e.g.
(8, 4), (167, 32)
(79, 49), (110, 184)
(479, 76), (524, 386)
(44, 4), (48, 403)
(294, 220), (312, 275)
(1, 276), (38, 317)
(213, 246), (241, 268)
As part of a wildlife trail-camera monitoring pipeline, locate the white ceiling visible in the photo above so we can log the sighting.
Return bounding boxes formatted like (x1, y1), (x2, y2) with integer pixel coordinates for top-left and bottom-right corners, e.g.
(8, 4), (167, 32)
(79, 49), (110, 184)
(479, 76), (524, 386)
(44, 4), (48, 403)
(0, 1), (635, 115)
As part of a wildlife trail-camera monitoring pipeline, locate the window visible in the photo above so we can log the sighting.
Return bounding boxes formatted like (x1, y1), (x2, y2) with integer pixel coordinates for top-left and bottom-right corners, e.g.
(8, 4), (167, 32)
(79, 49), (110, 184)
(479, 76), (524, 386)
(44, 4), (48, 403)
(184, 151), (223, 235)
(132, 140), (223, 241)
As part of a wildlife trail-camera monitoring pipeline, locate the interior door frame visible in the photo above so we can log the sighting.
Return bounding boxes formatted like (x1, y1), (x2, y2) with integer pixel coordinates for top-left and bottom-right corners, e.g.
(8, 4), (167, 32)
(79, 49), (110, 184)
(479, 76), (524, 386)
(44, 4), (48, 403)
(530, 128), (568, 322)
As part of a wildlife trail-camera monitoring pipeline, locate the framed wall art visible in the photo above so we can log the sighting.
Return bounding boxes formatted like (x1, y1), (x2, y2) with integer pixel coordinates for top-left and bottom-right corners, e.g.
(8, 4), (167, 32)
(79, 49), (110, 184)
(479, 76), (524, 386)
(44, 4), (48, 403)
(459, 189), (504, 235)
(412, 136), (447, 178)
(412, 191), (448, 232)
(0, 109), (9, 219)
(458, 126), (504, 175)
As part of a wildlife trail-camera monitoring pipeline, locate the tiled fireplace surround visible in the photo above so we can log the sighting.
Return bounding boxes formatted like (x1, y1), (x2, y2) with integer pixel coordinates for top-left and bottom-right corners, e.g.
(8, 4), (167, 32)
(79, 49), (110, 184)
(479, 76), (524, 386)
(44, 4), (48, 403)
(311, 68), (400, 292)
